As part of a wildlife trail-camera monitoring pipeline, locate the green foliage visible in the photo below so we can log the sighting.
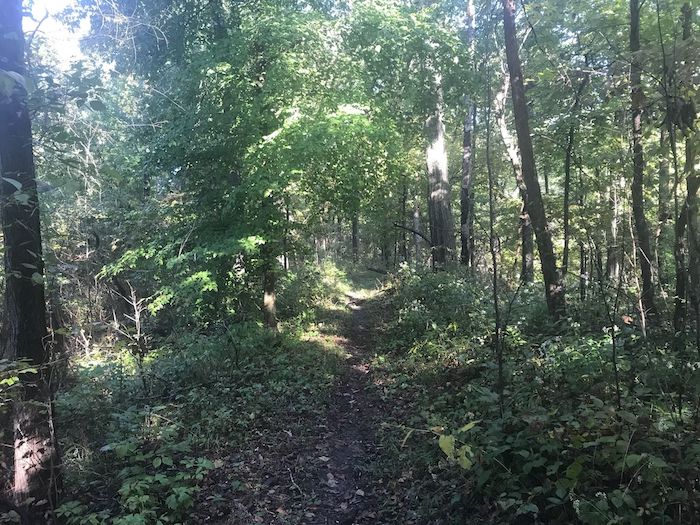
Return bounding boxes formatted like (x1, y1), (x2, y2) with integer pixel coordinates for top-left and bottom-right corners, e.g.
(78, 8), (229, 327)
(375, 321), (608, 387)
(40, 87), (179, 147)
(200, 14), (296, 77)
(372, 271), (700, 524)
(54, 264), (348, 523)
(382, 265), (489, 351)
(16, 0), (700, 522)
(0, 360), (38, 449)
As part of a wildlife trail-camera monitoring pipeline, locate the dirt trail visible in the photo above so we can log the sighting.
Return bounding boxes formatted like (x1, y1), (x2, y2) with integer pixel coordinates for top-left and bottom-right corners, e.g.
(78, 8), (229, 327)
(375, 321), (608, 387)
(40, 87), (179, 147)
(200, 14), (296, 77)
(201, 284), (387, 525)
(304, 293), (381, 525)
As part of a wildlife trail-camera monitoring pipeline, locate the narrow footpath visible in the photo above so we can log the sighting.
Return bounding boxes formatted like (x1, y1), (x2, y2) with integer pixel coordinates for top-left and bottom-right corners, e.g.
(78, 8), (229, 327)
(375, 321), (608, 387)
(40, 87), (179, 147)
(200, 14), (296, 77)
(305, 293), (381, 524)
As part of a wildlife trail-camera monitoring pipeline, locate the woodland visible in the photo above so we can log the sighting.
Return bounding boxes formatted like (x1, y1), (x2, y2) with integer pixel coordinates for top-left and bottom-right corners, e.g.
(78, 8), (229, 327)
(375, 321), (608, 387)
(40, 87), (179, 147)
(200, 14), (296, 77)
(0, 0), (699, 523)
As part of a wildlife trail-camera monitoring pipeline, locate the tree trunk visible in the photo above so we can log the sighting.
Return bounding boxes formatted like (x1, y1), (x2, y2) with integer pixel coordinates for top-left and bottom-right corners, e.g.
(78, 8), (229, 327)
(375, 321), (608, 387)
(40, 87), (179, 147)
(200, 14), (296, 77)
(460, 105), (477, 267)
(399, 181), (408, 263)
(484, 68), (504, 416)
(335, 217), (342, 260)
(656, 130), (670, 282)
(413, 201), (422, 267)
(502, 0), (565, 317)
(629, 0), (657, 320)
(606, 179), (621, 281)
(0, 2), (59, 520)
(681, 2), (700, 354)
(460, 0), (477, 268)
(351, 215), (359, 263)
(579, 165), (587, 300)
(426, 72), (455, 270)
(562, 74), (589, 276)
(263, 262), (277, 331)
(495, 71), (533, 283)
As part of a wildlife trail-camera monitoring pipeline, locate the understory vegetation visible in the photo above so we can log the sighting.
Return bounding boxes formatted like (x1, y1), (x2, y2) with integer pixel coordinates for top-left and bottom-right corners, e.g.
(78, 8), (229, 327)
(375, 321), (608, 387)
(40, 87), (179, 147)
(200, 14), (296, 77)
(371, 269), (700, 524)
(52, 264), (355, 524)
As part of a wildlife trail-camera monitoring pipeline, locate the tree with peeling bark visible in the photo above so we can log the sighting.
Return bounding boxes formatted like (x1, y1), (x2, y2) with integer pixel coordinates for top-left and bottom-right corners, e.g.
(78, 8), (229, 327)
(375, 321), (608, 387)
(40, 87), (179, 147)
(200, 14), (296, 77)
(0, 1), (59, 521)
(501, 0), (565, 318)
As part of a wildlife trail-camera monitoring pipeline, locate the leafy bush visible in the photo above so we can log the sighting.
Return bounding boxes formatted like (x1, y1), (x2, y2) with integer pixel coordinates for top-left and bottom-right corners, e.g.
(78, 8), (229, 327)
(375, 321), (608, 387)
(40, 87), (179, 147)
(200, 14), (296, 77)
(52, 256), (356, 525)
(372, 271), (700, 524)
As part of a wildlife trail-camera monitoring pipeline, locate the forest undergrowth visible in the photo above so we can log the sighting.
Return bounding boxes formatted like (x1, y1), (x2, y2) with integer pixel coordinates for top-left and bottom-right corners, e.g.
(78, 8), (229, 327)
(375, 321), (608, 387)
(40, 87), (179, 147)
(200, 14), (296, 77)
(50, 264), (365, 525)
(35, 264), (700, 525)
(368, 268), (700, 525)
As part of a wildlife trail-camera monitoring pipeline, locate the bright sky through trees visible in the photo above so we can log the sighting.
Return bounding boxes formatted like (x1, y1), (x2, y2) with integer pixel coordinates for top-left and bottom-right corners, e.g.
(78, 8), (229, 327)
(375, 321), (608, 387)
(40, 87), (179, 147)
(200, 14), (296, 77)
(26, 0), (84, 66)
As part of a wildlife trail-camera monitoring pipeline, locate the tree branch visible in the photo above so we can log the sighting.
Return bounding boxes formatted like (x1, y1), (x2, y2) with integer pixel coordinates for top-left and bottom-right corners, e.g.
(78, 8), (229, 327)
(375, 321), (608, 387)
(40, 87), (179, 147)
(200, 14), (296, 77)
(392, 222), (430, 244)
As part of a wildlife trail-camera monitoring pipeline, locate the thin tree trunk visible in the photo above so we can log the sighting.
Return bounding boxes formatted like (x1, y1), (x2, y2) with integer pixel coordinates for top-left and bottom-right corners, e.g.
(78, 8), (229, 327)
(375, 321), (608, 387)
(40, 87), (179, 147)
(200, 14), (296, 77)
(460, 105), (477, 267)
(400, 181), (408, 262)
(630, 0), (657, 320)
(562, 74), (590, 276)
(606, 178), (621, 280)
(681, 2), (700, 355)
(413, 201), (422, 267)
(495, 71), (533, 283)
(656, 130), (670, 282)
(335, 217), (342, 260)
(0, 2), (59, 520)
(579, 165), (588, 300)
(351, 215), (359, 263)
(263, 262), (277, 331)
(283, 204), (290, 270)
(502, 0), (565, 317)
(484, 69), (504, 417)
(460, 0), (477, 268)
(426, 72), (456, 270)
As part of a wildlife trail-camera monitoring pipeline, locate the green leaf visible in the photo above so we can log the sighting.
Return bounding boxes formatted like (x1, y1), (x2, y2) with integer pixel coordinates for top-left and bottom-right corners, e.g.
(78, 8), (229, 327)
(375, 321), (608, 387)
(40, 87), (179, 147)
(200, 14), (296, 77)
(2, 177), (21, 191)
(565, 460), (583, 480)
(457, 445), (472, 470)
(516, 503), (539, 515)
(438, 434), (455, 459)
(625, 454), (642, 467)
(89, 99), (107, 111)
(458, 420), (481, 433)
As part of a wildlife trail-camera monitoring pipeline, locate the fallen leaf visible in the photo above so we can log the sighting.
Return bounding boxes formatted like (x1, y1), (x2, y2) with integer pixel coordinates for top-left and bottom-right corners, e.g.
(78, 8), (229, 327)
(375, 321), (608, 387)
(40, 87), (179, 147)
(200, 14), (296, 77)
(327, 472), (338, 487)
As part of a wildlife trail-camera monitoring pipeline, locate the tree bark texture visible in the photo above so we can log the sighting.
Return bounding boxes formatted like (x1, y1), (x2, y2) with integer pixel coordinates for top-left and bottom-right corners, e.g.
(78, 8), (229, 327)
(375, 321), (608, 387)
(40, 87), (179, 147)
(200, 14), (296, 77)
(426, 73), (455, 270)
(0, 1), (59, 520)
(495, 72), (534, 283)
(460, 0), (477, 268)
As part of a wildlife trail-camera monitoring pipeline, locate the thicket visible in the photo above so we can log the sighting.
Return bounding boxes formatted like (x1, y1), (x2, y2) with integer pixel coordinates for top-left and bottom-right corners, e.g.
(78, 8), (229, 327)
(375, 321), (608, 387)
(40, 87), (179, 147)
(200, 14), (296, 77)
(372, 269), (700, 524)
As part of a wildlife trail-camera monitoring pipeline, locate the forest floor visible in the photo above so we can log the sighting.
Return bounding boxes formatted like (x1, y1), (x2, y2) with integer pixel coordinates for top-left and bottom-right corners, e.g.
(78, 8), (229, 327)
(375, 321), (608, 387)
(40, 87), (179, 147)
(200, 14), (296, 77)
(197, 272), (393, 525)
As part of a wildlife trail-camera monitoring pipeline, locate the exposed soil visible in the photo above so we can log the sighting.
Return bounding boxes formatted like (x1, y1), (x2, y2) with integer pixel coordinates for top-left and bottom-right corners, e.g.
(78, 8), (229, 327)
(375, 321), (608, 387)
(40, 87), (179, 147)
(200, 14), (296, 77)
(303, 295), (380, 525)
